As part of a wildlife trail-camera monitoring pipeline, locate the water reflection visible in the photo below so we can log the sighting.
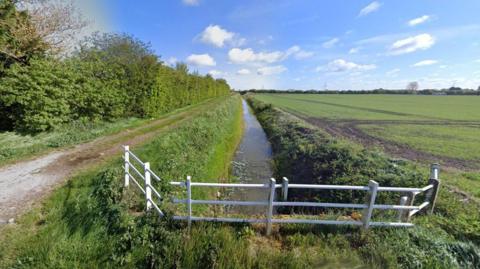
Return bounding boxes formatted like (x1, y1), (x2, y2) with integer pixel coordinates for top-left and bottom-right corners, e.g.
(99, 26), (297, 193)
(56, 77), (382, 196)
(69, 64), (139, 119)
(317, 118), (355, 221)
(228, 99), (273, 214)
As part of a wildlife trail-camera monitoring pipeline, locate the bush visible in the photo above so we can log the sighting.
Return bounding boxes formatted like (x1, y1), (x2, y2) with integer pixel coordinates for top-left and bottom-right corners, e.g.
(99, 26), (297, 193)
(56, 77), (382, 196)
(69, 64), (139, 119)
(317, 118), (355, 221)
(0, 58), (73, 132)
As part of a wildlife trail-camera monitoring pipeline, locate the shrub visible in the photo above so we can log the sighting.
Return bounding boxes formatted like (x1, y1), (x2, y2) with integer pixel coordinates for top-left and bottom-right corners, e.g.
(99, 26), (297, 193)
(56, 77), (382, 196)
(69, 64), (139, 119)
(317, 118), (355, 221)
(0, 58), (73, 132)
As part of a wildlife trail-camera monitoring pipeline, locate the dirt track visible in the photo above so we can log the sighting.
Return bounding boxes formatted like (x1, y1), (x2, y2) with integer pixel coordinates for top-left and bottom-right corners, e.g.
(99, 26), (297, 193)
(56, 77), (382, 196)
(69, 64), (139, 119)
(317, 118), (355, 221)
(294, 115), (480, 171)
(0, 101), (214, 223)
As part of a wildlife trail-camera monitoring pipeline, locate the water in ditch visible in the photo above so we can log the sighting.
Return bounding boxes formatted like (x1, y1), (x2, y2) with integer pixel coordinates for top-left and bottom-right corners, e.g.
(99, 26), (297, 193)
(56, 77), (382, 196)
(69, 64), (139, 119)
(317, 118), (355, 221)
(227, 98), (274, 215)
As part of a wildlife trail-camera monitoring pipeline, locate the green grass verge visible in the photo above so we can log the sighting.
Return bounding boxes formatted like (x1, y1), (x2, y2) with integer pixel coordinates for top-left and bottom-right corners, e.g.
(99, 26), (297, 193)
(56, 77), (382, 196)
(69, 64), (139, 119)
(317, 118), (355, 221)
(0, 97), (221, 167)
(245, 96), (480, 268)
(0, 95), (243, 268)
(2, 94), (479, 269)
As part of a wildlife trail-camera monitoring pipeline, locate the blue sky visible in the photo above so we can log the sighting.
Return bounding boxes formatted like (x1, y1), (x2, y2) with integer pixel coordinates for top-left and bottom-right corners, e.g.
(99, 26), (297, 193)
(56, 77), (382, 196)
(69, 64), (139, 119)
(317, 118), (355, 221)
(81, 0), (480, 90)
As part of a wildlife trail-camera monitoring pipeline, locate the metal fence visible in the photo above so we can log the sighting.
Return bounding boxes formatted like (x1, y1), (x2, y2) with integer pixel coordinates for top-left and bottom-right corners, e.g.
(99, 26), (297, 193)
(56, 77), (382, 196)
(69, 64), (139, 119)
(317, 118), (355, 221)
(123, 145), (440, 235)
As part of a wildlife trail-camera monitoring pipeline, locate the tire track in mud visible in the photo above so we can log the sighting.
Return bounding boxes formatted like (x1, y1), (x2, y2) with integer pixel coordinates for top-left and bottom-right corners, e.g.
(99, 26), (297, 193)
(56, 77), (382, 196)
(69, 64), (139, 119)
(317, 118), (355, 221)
(272, 95), (446, 120)
(287, 111), (480, 171)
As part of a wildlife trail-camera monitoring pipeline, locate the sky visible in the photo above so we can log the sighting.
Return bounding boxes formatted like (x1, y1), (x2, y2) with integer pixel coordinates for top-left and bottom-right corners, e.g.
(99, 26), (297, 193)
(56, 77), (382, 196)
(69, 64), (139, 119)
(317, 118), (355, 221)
(81, 0), (480, 90)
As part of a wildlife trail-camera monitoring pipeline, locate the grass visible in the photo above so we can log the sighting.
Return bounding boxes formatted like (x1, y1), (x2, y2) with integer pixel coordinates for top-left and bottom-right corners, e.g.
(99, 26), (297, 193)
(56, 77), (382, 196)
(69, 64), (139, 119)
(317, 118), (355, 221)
(1, 94), (479, 268)
(253, 93), (480, 199)
(0, 94), (244, 268)
(246, 96), (480, 268)
(359, 124), (480, 161)
(0, 118), (146, 166)
(254, 93), (480, 121)
(0, 97), (222, 167)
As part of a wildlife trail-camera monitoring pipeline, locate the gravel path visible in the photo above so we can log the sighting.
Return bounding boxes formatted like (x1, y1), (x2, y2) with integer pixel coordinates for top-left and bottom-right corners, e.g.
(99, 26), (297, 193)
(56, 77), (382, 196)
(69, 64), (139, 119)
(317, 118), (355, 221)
(0, 102), (211, 223)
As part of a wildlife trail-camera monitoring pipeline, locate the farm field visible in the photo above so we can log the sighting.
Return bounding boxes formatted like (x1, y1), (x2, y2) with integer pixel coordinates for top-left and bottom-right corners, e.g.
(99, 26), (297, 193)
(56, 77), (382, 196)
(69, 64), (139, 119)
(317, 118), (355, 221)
(253, 93), (480, 198)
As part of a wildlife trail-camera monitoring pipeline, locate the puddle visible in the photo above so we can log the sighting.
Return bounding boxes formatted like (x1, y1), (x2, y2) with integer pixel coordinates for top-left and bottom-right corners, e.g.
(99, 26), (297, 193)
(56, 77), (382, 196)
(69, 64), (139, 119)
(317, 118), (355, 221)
(228, 98), (274, 214)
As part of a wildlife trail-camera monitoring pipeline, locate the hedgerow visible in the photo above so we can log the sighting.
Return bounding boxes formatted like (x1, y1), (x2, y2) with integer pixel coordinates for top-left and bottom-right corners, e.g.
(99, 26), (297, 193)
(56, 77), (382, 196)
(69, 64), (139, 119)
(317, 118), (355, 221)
(0, 33), (230, 133)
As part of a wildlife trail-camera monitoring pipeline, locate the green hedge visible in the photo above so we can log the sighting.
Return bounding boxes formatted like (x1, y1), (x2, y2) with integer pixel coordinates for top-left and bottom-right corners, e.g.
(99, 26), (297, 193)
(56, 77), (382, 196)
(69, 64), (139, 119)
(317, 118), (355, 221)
(0, 34), (230, 133)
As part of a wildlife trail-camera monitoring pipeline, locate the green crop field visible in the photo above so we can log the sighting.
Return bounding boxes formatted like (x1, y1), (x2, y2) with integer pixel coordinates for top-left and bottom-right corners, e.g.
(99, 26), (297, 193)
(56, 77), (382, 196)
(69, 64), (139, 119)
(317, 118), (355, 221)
(254, 93), (480, 160)
(253, 93), (480, 199)
(254, 94), (480, 121)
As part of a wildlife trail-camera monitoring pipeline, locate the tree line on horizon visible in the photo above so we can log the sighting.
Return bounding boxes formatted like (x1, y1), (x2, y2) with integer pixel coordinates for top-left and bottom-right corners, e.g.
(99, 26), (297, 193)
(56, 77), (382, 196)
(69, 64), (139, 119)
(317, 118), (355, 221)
(0, 0), (230, 133)
(241, 87), (480, 95)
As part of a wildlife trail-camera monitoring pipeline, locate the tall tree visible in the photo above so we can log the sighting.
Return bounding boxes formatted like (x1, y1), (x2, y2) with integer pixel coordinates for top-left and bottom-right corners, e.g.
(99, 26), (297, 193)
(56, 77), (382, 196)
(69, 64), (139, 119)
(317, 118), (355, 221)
(406, 81), (419, 91)
(16, 0), (87, 55)
(0, 0), (47, 72)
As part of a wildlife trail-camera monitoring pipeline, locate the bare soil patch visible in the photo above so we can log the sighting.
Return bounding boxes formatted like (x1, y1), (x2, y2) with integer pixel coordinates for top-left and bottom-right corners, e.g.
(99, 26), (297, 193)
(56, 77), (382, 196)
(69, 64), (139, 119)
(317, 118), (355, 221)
(294, 115), (480, 171)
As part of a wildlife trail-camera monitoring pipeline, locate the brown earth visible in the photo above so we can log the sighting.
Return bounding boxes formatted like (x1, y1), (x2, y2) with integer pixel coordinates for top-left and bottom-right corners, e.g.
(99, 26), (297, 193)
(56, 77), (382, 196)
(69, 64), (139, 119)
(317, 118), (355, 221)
(0, 99), (221, 223)
(279, 110), (480, 204)
(285, 111), (480, 171)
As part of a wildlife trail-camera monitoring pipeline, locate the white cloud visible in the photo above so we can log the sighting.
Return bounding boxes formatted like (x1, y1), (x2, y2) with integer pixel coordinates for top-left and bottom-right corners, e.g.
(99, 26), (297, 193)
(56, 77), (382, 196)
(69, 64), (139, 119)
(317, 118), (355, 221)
(439, 65), (448, 69)
(257, 65), (287, 75)
(182, 0), (199, 6)
(198, 25), (245, 47)
(285, 45), (314, 59)
(294, 50), (314, 59)
(359, 1), (382, 17)
(475, 59), (480, 63)
(408, 15), (431, 27)
(228, 46), (312, 64)
(386, 68), (400, 77)
(237, 68), (251, 75)
(349, 47), (360, 54)
(258, 35), (274, 45)
(389, 33), (435, 55)
(318, 59), (376, 72)
(412, 59), (438, 67)
(322, 38), (339, 48)
(186, 54), (216, 66)
(228, 48), (283, 64)
(208, 70), (222, 76)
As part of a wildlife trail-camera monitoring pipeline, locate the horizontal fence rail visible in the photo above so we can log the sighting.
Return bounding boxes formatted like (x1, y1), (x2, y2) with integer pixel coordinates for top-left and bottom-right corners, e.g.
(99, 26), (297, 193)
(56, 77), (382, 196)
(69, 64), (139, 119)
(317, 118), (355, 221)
(122, 145), (440, 235)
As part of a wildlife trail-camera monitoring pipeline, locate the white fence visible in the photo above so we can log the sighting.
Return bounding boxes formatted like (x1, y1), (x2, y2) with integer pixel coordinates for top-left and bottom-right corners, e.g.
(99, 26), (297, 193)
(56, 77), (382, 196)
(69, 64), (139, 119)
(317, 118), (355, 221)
(123, 145), (440, 235)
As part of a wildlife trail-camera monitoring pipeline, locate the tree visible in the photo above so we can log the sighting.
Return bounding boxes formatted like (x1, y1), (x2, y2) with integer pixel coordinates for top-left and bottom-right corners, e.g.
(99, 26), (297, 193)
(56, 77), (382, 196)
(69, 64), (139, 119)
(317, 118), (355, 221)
(0, 58), (72, 132)
(0, 0), (47, 73)
(16, 0), (88, 55)
(406, 81), (419, 91)
(75, 33), (160, 116)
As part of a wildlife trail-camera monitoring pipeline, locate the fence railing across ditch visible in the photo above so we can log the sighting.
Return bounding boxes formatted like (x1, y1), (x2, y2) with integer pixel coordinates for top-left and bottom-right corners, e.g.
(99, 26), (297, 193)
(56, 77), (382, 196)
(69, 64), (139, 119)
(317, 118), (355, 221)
(123, 145), (440, 235)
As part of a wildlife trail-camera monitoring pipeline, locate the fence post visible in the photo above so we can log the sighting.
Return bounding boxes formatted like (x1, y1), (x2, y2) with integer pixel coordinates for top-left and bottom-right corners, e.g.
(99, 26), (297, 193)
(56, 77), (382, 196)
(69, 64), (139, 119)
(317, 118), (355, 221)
(282, 177), (289, 201)
(124, 145), (129, 187)
(362, 180), (379, 229)
(186, 176), (192, 231)
(426, 163), (441, 214)
(266, 178), (276, 236)
(397, 196), (408, 222)
(405, 191), (417, 222)
(144, 162), (152, 211)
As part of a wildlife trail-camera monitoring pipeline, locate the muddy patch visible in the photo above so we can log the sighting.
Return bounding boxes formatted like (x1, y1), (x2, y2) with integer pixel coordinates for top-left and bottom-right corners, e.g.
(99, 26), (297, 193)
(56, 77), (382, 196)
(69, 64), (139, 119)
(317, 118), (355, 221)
(298, 116), (480, 171)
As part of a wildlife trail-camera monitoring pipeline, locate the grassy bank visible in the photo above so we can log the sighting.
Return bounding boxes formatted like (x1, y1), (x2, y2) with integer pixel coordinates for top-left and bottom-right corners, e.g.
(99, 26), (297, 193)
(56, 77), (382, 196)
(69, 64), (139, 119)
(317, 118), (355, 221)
(253, 93), (480, 201)
(0, 95), (243, 268)
(246, 96), (480, 268)
(0, 98), (220, 167)
(2, 95), (479, 268)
